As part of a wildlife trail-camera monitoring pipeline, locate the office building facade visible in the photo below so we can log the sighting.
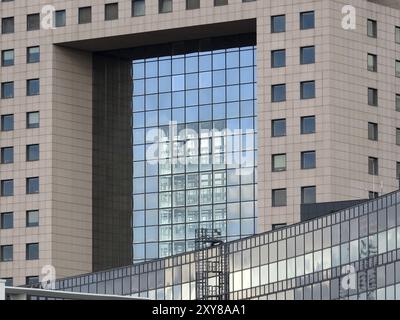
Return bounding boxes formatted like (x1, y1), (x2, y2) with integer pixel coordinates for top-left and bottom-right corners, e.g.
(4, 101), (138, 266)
(1, 0), (400, 286)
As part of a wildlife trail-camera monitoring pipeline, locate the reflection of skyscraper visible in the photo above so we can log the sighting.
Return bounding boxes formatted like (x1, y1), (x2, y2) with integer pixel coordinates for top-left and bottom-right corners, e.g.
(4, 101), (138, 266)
(132, 41), (257, 262)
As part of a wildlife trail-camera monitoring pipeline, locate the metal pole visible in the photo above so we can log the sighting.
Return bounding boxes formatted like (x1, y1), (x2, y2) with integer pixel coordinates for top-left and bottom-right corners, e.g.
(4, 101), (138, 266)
(0, 279), (6, 300)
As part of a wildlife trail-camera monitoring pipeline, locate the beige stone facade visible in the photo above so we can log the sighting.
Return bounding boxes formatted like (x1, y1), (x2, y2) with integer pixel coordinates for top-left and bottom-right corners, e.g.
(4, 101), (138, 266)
(0, 0), (399, 286)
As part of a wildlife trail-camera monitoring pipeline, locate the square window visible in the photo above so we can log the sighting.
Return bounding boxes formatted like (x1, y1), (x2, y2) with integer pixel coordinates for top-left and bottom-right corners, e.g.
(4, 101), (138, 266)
(27, 13), (40, 31)
(186, 0), (200, 10)
(55, 10), (66, 27)
(396, 60), (400, 78)
(367, 19), (377, 38)
(26, 276), (39, 286)
(0, 245), (13, 262)
(27, 144), (39, 161)
(272, 84), (286, 102)
(27, 112), (40, 128)
(397, 128), (400, 146)
(27, 46), (40, 63)
(1, 212), (13, 229)
(159, 0), (172, 13)
(1, 147), (13, 164)
(272, 188), (287, 207)
(132, 0), (145, 16)
(301, 81), (315, 99)
(26, 177), (39, 194)
(1, 114), (14, 131)
(27, 79), (40, 96)
(271, 15), (285, 33)
(300, 11), (315, 30)
(367, 53), (377, 72)
(301, 116), (315, 134)
(26, 243), (39, 260)
(79, 7), (92, 24)
(301, 151), (316, 169)
(272, 154), (286, 172)
(105, 3), (119, 21)
(1, 179), (13, 196)
(300, 46), (315, 64)
(396, 26), (400, 44)
(368, 157), (378, 175)
(272, 119), (286, 137)
(2, 17), (14, 34)
(271, 49), (286, 68)
(26, 210), (39, 227)
(368, 88), (378, 106)
(368, 122), (378, 141)
(1, 49), (14, 66)
(214, 0), (228, 6)
(301, 186), (316, 204)
(1, 82), (14, 99)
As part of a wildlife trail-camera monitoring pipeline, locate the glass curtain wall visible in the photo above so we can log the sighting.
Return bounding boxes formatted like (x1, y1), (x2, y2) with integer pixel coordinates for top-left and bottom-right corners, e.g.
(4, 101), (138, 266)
(132, 44), (258, 263)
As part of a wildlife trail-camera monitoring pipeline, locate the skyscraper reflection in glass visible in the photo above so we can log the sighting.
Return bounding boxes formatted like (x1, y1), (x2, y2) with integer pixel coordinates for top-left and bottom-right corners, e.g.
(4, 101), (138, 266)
(132, 44), (257, 263)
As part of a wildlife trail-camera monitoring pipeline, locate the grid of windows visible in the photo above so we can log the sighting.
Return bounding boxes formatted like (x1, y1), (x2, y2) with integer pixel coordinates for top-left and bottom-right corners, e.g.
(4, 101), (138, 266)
(132, 45), (257, 262)
(55, 190), (400, 300)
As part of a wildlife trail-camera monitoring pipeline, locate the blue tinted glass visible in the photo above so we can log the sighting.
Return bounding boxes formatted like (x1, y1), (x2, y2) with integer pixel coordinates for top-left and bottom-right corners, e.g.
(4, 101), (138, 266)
(172, 75), (184, 91)
(145, 94), (158, 110)
(172, 92), (185, 108)
(134, 79), (145, 95)
(227, 69), (240, 85)
(199, 54), (212, 71)
(159, 59), (171, 76)
(186, 56), (198, 73)
(213, 87), (225, 103)
(227, 51), (239, 68)
(186, 106), (198, 122)
(146, 60), (158, 77)
(240, 50), (253, 67)
(172, 58), (184, 74)
(227, 102), (240, 118)
(172, 108), (185, 123)
(199, 105), (212, 121)
(186, 90), (198, 106)
(133, 112), (145, 127)
(213, 53), (225, 70)
(132, 45), (257, 262)
(133, 96), (145, 112)
(199, 88), (212, 105)
(133, 62), (145, 79)
(227, 85), (240, 102)
(240, 83), (254, 100)
(146, 111), (158, 127)
(159, 76), (171, 92)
